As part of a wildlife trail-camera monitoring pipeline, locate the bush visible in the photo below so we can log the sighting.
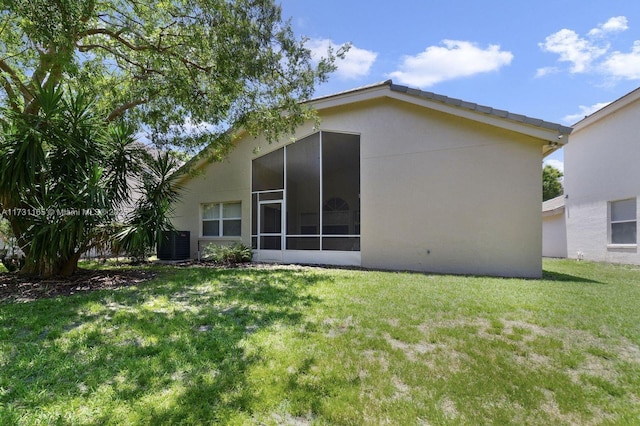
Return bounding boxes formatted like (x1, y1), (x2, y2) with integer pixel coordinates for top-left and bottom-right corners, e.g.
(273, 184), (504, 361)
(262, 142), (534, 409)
(0, 249), (25, 272)
(202, 243), (252, 265)
(2, 255), (25, 272)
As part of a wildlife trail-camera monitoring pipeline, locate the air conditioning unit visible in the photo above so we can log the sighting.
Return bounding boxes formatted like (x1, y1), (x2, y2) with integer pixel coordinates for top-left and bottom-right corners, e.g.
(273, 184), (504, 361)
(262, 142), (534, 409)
(157, 230), (190, 260)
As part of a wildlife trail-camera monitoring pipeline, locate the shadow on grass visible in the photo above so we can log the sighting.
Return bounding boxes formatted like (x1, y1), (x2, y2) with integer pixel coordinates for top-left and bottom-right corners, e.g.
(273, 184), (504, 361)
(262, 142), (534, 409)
(0, 267), (327, 424)
(542, 269), (602, 284)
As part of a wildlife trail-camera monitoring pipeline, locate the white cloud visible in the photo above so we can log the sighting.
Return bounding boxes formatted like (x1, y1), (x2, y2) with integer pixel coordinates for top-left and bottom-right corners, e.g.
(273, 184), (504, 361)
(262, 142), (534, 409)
(308, 38), (377, 80)
(539, 16), (639, 78)
(601, 40), (640, 80)
(588, 16), (629, 37)
(535, 66), (560, 78)
(339, 46), (378, 79)
(387, 40), (513, 88)
(562, 102), (611, 124)
(543, 158), (564, 173)
(539, 29), (607, 73)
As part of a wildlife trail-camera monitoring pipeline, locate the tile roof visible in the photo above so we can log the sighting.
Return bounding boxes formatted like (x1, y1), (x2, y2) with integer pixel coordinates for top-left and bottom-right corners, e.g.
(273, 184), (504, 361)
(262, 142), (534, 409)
(311, 80), (573, 136)
(388, 81), (573, 135)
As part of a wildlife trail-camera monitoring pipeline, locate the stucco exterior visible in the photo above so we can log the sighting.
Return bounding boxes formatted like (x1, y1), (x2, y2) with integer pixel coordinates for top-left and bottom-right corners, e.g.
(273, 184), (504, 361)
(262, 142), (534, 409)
(172, 81), (571, 277)
(542, 196), (567, 258)
(564, 87), (640, 264)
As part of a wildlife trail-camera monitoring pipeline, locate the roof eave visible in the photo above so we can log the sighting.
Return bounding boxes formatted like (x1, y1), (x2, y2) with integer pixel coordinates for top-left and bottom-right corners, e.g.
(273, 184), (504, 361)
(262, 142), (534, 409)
(572, 86), (640, 133)
(309, 80), (572, 146)
(542, 206), (565, 217)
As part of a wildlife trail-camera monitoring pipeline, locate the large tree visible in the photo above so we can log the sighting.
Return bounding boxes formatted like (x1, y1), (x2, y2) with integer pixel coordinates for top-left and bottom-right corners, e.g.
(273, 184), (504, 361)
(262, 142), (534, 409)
(0, 0), (337, 142)
(0, 0), (338, 275)
(543, 164), (563, 201)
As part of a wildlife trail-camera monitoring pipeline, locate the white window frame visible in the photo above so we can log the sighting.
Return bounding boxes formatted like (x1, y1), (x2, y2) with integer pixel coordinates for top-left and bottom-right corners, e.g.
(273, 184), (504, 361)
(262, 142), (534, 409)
(608, 198), (637, 247)
(201, 202), (242, 238)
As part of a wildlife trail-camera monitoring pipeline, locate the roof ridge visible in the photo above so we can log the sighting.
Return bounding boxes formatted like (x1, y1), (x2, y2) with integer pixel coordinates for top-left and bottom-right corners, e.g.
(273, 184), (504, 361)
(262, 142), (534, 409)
(309, 80), (572, 135)
(388, 82), (572, 134)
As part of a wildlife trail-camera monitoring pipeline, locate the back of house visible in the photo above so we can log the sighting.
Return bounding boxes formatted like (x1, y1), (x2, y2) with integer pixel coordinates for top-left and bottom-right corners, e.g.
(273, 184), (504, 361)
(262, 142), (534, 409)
(172, 81), (571, 277)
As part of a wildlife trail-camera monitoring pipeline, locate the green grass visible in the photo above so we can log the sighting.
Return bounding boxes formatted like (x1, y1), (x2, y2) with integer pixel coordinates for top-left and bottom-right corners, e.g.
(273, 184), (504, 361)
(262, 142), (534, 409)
(1, 259), (640, 425)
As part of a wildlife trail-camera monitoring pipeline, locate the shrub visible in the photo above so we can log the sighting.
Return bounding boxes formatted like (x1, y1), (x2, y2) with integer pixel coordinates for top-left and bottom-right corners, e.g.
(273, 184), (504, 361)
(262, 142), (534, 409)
(202, 243), (252, 265)
(0, 249), (25, 272)
(1, 255), (25, 272)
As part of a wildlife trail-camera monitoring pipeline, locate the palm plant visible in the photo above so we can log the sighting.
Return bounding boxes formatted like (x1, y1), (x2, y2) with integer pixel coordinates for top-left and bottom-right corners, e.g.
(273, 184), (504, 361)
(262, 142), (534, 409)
(116, 151), (184, 262)
(0, 86), (142, 276)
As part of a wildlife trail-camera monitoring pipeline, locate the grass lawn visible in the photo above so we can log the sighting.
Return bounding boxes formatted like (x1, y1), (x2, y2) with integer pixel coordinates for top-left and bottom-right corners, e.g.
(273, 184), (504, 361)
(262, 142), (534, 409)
(1, 259), (639, 425)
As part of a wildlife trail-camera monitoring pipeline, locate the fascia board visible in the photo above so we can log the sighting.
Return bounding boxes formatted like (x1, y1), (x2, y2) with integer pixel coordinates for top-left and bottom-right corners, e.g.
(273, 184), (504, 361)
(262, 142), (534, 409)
(383, 90), (569, 143)
(572, 87), (640, 134)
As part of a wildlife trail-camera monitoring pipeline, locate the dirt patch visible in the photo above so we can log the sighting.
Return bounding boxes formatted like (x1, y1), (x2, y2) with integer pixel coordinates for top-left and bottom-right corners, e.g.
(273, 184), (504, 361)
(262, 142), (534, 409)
(0, 269), (156, 303)
(440, 397), (459, 419)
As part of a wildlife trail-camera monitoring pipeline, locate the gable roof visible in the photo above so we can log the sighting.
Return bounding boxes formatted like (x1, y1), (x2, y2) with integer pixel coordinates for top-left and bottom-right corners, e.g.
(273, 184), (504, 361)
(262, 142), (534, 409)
(309, 80), (572, 155)
(178, 80), (572, 180)
(572, 86), (640, 133)
(543, 195), (565, 217)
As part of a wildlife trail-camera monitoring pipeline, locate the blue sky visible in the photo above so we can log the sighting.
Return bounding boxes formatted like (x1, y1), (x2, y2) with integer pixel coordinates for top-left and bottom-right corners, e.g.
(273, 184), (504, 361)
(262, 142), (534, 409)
(279, 0), (640, 172)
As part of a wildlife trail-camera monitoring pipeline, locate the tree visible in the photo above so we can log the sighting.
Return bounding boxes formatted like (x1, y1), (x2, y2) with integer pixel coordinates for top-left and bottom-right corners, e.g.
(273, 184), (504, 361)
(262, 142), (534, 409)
(0, 0), (338, 144)
(543, 164), (563, 201)
(0, 86), (143, 276)
(0, 0), (338, 276)
(117, 151), (184, 262)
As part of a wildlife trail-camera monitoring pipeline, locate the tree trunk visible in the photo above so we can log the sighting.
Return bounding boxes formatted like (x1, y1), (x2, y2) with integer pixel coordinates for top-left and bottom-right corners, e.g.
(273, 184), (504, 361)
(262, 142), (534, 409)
(59, 252), (81, 277)
(19, 254), (55, 277)
(19, 252), (81, 277)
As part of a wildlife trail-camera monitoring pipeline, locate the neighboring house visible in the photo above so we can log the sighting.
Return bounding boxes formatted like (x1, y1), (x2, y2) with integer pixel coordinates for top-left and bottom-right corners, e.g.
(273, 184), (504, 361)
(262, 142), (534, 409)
(563, 87), (640, 264)
(172, 80), (571, 278)
(542, 195), (567, 258)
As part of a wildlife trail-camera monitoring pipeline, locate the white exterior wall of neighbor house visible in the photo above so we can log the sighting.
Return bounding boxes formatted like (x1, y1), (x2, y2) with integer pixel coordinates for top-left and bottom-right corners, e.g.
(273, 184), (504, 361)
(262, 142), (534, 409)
(172, 84), (568, 277)
(564, 90), (640, 264)
(543, 213), (568, 258)
(542, 196), (567, 258)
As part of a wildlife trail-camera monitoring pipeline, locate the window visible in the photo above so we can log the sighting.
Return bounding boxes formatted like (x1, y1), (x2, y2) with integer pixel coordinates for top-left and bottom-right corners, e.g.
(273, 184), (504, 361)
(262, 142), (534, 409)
(202, 202), (241, 237)
(286, 132), (320, 237)
(252, 148), (284, 191)
(610, 198), (637, 245)
(323, 197), (350, 235)
(321, 132), (360, 250)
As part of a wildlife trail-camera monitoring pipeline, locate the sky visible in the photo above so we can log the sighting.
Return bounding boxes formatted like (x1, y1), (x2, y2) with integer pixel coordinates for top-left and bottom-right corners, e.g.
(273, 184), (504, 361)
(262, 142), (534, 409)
(278, 0), (640, 172)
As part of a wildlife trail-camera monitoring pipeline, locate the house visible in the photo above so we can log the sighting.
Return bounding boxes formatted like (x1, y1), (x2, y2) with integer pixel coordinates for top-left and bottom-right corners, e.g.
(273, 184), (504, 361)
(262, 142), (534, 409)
(542, 195), (567, 258)
(563, 87), (640, 264)
(172, 80), (571, 277)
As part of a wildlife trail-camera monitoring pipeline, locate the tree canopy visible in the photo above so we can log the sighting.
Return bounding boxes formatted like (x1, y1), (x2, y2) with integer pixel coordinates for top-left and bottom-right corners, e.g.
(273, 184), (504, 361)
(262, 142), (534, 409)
(0, 0), (339, 149)
(543, 164), (563, 201)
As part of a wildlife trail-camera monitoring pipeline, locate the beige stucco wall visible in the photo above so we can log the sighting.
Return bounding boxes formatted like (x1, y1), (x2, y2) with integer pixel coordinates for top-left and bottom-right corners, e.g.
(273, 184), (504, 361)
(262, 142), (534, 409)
(173, 96), (545, 277)
(337, 99), (542, 277)
(171, 135), (258, 257)
(564, 97), (640, 264)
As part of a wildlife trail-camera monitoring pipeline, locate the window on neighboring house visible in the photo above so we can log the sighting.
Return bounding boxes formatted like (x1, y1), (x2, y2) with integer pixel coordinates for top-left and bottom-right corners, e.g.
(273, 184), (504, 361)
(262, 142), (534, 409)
(610, 198), (637, 245)
(202, 202), (241, 237)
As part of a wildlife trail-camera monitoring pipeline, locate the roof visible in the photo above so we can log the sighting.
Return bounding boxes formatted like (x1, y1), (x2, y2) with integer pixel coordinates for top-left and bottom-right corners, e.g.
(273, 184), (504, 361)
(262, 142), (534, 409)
(542, 195), (565, 217)
(388, 82), (572, 134)
(309, 80), (572, 155)
(179, 80), (572, 180)
(572, 85), (640, 132)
